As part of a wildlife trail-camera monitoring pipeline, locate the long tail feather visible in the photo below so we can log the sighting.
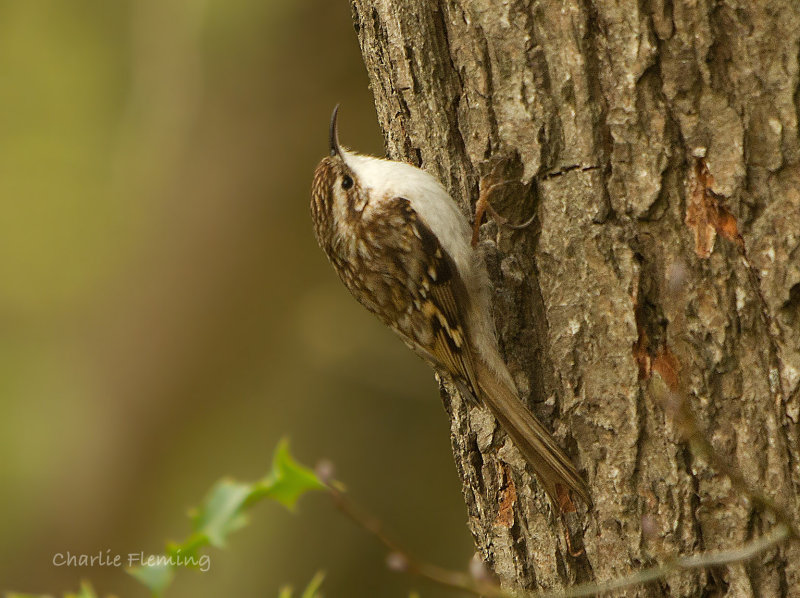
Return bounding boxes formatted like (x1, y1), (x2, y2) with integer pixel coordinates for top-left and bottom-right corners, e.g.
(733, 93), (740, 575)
(474, 358), (592, 509)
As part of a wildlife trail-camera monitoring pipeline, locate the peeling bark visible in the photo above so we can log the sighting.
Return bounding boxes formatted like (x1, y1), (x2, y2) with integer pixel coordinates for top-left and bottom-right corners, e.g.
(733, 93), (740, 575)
(350, 1), (800, 595)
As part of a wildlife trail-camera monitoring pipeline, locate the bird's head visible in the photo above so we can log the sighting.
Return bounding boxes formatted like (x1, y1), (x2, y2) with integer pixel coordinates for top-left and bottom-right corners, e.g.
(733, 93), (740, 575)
(310, 105), (369, 248)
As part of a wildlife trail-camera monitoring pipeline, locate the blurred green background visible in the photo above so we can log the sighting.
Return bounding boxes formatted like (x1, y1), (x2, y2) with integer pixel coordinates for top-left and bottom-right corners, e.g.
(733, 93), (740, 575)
(0, 1), (473, 595)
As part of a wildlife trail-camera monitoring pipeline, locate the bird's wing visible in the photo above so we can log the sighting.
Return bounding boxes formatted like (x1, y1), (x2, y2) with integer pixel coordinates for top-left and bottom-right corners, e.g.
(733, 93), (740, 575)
(380, 197), (481, 402)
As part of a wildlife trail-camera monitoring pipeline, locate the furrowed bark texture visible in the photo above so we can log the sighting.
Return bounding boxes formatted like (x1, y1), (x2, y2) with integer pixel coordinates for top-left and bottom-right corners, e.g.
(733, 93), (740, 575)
(350, 1), (800, 595)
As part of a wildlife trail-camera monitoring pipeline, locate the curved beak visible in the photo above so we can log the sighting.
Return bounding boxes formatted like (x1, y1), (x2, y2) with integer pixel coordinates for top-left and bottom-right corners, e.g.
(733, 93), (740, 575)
(329, 104), (342, 157)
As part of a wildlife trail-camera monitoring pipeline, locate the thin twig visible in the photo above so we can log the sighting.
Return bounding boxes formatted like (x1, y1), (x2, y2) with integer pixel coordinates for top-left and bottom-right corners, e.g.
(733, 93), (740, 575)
(326, 473), (793, 598)
(533, 523), (790, 598)
(672, 391), (800, 540)
(326, 484), (508, 597)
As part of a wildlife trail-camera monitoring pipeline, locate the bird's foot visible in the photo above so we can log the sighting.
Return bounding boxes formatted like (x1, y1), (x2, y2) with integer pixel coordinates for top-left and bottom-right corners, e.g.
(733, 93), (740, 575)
(471, 162), (535, 248)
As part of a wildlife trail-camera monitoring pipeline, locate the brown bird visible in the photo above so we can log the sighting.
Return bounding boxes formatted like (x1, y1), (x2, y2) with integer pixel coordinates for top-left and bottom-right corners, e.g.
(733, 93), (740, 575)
(310, 106), (591, 509)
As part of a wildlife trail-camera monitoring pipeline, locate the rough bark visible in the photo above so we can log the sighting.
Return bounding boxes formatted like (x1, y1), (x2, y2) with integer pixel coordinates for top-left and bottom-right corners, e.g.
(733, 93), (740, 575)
(350, 1), (800, 595)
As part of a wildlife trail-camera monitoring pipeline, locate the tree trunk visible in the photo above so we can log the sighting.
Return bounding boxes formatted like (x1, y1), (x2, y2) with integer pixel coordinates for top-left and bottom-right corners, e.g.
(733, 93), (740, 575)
(349, 1), (800, 595)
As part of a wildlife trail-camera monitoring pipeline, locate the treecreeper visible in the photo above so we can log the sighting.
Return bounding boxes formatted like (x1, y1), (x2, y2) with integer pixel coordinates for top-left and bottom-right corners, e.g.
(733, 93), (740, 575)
(310, 105), (591, 511)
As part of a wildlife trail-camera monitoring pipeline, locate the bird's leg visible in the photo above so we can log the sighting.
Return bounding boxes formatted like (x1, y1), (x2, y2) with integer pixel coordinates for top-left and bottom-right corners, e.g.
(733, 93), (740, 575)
(471, 167), (536, 248)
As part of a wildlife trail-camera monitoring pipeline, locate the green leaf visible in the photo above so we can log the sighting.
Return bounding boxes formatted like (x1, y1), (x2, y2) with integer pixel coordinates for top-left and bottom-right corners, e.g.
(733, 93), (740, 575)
(252, 438), (326, 510)
(275, 571), (325, 598)
(300, 571), (325, 598)
(6, 581), (100, 598)
(126, 439), (325, 596)
(127, 561), (174, 597)
(65, 582), (98, 598)
(191, 479), (252, 548)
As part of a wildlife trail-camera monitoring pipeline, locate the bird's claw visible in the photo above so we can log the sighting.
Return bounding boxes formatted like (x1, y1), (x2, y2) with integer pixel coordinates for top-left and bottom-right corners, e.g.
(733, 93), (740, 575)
(471, 169), (535, 248)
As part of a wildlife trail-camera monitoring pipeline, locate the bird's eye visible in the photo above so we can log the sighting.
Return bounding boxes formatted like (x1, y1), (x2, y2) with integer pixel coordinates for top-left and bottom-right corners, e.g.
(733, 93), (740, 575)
(341, 174), (354, 190)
